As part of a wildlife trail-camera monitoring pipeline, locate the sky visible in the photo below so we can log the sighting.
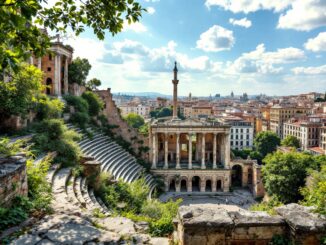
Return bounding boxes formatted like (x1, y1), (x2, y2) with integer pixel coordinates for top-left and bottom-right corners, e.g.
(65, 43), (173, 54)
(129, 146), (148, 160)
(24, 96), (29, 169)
(65, 0), (326, 96)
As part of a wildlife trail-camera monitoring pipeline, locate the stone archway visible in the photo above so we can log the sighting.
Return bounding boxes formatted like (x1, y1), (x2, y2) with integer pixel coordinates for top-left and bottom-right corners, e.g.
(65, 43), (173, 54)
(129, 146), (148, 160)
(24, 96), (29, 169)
(192, 176), (200, 192)
(180, 179), (187, 192)
(216, 180), (222, 191)
(169, 179), (176, 192)
(231, 165), (242, 187)
(205, 180), (212, 192)
(46, 78), (52, 95)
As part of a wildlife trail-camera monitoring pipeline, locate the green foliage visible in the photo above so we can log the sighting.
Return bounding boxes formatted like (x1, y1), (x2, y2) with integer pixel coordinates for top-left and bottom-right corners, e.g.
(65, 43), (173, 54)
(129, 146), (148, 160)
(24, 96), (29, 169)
(300, 164), (326, 215)
(34, 94), (64, 120)
(232, 148), (263, 163)
(150, 107), (172, 118)
(32, 119), (81, 166)
(262, 151), (314, 203)
(63, 94), (89, 113)
(0, 138), (25, 157)
(95, 176), (181, 237)
(254, 131), (280, 158)
(86, 78), (102, 90)
(124, 113), (145, 129)
(269, 235), (291, 245)
(139, 123), (149, 136)
(70, 112), (90, 128)
(26, 157), (53, 213)
(0, 201), (28, 232)
(281, 135), (300, 148)
(0, 64), (43, 120)
(68, 58), (92, 85)
(0, 0), (144, 72)
(81, 91), (104, 117)
(250, 196), (283, 215)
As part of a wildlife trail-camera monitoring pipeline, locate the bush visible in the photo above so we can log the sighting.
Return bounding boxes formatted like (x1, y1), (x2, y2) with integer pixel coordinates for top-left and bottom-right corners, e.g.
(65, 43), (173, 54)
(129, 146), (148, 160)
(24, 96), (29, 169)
(0, 137), (26, 157)
(63, 94), (89, 114)
(70, 111), (90, 128)
(32, 119), (81, 166)
(81, 91), (103, 117)
(249, 195), (283, 215)
(34, 94), (64, 120)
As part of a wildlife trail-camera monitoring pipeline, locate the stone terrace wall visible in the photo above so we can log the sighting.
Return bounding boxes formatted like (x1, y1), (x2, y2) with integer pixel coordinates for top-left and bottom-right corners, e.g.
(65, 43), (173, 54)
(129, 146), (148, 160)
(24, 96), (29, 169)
(0, 155), (28, 207)
(176, 204), (326, 245)
(95, 89), (149, 160)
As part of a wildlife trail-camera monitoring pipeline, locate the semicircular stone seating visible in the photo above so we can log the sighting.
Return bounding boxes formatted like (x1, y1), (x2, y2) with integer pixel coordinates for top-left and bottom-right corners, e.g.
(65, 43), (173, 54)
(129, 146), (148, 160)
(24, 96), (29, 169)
(73, 125), (157, 197)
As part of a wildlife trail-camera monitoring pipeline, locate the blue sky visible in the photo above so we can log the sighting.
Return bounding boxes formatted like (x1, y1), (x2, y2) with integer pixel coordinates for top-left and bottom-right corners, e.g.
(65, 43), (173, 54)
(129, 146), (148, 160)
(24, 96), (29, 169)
(67, 0), (326, 96)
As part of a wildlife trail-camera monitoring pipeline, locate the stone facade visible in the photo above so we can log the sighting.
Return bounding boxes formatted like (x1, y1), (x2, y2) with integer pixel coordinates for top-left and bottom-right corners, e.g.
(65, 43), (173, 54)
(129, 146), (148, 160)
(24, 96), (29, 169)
(0, 155), (28, 207)
(176, 204), (326, 245)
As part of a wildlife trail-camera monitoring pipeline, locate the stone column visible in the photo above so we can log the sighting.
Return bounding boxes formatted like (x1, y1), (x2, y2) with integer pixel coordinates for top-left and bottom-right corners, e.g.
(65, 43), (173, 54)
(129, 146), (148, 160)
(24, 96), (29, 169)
(200, 179), (205, 192)
(176, 181), (181, 192)
(176, 133), (181, 169)
(164, 133), (169, 169)
(30, 56), (34, 65)
(54, 55), (60, 96)
(188, 133), (192, 169)
(152, 133), (157, 169)
(201, 133), (206, 169)
(164, 177), (169, 192)
(57, 55), (62, 96)
(220, 135), (225, 166)
(187, 180), (192, 192)
(213, 133), (217, 169)
(225, 133), (230, 169)
(212, 177), (217, 192)
(64, 57), (69, 94)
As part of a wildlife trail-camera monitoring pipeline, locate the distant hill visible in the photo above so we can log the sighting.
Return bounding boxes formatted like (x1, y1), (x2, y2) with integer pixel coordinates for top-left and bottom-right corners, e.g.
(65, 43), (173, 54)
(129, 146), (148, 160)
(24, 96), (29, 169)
(113, 92), (171, 99)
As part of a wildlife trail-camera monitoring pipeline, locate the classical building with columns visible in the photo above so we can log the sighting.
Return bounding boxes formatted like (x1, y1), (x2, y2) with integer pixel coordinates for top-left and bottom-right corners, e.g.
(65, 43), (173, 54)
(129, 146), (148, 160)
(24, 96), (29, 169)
(149, 62), (264, 197)
(30, 35), (73, 96)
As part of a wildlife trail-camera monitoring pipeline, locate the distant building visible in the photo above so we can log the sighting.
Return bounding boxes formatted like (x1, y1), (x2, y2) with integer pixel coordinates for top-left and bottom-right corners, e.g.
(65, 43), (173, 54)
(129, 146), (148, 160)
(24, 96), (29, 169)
(119, 103), (152, 118)
(270, 105), (310, 138)
(320, 126), (326, 155)
(183, 106), (213, 119)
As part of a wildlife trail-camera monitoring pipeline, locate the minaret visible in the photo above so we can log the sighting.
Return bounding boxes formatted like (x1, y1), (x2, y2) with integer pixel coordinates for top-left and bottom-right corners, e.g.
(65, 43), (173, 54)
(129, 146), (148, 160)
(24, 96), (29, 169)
(172, 61), (179, 120)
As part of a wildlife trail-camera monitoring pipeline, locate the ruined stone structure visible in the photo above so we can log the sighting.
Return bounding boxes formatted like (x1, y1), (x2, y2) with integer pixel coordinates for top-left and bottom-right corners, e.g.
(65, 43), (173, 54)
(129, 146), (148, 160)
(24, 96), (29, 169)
(176, 204), (326, 245)
(0, 155), (28, 207)
(149, 63), (264, 196)
(95, 89), (148, 159)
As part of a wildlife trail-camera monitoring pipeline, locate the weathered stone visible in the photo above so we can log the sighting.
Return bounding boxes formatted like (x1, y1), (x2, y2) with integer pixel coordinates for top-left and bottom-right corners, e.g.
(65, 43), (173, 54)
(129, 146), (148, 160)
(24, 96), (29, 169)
(134, 221), (150, 233)
(96, 217), (136, 235)
(149, 237), (170, 245)
(11, 234), (41, 245)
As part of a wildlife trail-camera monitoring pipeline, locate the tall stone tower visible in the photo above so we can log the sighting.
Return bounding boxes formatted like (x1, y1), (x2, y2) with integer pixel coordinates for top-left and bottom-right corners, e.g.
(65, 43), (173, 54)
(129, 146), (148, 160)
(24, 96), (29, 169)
(172, 61), (179, 120)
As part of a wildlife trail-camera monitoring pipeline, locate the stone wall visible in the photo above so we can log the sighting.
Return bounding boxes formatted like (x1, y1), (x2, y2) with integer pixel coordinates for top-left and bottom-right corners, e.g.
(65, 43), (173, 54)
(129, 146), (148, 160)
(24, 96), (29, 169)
(95, 89), (149, 160)
(176, 204), (326, 245)
(0, 155), (28, 207)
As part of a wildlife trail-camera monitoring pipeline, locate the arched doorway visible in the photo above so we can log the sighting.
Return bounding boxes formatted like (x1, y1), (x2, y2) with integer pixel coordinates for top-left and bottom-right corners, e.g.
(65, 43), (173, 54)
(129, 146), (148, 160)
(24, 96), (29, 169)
(248, 168), (253, 185)
(205, 180), (212, 192)
(169, 179), (176, 192)
(46, 78), (52, 95)
(232, 165), (242, 187)
(180, 179), (187, 192)
(192, 176), (200, 192)
(216, 180), (222, 191)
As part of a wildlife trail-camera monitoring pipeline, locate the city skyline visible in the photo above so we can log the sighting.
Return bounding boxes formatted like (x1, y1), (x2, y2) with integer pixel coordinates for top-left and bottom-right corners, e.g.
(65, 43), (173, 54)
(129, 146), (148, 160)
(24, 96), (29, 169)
(65, 0), (326, 96)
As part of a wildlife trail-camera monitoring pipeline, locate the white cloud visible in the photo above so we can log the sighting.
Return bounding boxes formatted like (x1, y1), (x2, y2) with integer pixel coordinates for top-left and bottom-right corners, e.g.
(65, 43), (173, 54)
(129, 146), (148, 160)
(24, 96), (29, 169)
(292, 65), (326, 75)
(196, 25), (235, 52)
(147, 7), (156, 14)
(228, 44), (305, 74)
(205, 0), (292, 13)
(229, 17), (252, 28)
(123, 20), (147, 33)
(67, 36), (106, 63)
(304, 32), (326, 52)
(277, 0), (326, 31)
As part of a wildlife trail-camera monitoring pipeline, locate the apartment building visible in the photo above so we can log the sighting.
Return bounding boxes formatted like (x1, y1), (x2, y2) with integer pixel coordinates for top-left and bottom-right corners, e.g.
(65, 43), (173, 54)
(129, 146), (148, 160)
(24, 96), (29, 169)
(270, 105), (310, 138)
(119, 104), (152, 118)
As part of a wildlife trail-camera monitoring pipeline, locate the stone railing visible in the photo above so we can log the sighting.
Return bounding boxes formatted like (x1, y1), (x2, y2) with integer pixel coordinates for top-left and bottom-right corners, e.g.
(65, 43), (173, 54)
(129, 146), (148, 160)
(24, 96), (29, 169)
(0, 154), (28, 207)
(175, 204), (326, 245)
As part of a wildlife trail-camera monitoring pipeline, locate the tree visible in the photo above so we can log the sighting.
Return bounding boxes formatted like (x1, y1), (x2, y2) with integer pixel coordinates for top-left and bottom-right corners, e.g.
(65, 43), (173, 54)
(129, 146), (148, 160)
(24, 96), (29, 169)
(68, 58), (92, 85)
(262, 151), (313, 203)
(281, 135), (300, 148)
(0, 63), (44, 120)
(300, 165), (326, 215)
(124, 113), (145, 129)
(0, 0), (144, 73)
(86, 78), (101, 90)
(254, 131), (280, 158)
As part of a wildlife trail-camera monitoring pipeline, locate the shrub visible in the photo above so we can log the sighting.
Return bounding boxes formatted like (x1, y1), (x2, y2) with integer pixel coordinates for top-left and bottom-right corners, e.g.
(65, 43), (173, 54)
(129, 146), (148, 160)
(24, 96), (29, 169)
(34, 94), (64, 120)
(32, 119), (81, 166)
(249, 195), (283, 215)
(81, 91), (103, 117)
(63, 94), (89, 113)
(123, 113), (145, 129)
(0, 137), (26, 157)
(70, 111), (90, 128)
